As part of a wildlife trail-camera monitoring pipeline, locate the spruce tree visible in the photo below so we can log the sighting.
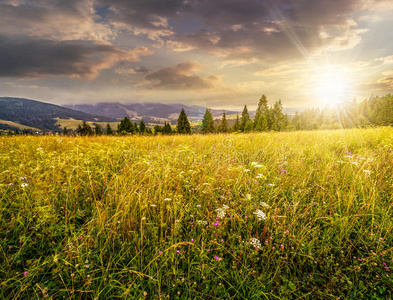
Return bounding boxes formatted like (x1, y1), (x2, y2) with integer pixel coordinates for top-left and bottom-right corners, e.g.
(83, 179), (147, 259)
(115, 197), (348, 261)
(254, 94), (269, 131)
(106, 123), (113, 135)
(177, 108), (191, 134)
(218, 112), (228, 133)
(139, 119), (146, 134)
(95, 124), (103, 136)
(240, 105), (251, 132)
(233, 114), (240, 132)
(63, 126), (69, 136)
(201, 108), (215, 133)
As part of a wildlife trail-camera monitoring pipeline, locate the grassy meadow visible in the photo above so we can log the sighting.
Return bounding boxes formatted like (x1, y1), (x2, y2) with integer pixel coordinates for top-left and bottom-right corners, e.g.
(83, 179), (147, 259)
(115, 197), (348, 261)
(1, 127), (393, 299)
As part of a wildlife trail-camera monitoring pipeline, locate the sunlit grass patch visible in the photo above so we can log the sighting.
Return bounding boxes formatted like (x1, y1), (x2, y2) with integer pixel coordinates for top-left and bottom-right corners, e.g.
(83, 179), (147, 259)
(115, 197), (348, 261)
(1, 128), (393, 299)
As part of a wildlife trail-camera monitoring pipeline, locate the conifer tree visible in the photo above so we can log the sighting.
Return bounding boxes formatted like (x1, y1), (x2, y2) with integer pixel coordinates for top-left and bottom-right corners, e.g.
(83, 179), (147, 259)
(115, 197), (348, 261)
(240, 105), (251, 132)
(254, 94), (269, 131)
(95, 124), (103, 135)
(63, 126), (69, 136)
(139, 119), (146, 134)
(177, 108), (191, 134)
(218, 112), (228, 133)
(118, 117), (132, 134)
(201, 108), (215, 133)
(233, 114), (240, 132)
(134, 122), (139, 133)
(106, 123), (113, 135)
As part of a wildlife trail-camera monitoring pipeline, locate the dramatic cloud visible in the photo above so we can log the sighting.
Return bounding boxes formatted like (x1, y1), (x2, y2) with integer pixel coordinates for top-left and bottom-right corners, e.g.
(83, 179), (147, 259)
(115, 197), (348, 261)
(0, 0), (113, 41)
(0, 35), (153, 79)
(1, 0), (393, 107)
(143, 61), (219, 90)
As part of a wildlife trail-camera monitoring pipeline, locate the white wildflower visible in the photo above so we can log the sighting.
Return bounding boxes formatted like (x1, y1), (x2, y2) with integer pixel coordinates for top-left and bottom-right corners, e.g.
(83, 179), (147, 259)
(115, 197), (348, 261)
(245, 194), (252, 200)
(216, 208), (226, 219)
(267, 183), (275, 187)
(196, 204), (201, 208)
(254, 209), (266, 221)
(260, 202), (270, 208)
(363, 170), (371, 174)
(197, 220), (208, 226)
(150, 204), (157, 207)
(164, 198), (172, 201)
(243, 169), (251, 172)
(249, 238), (261, 248)
(222, 204), (230, 210)
(21, 183), (28, 188)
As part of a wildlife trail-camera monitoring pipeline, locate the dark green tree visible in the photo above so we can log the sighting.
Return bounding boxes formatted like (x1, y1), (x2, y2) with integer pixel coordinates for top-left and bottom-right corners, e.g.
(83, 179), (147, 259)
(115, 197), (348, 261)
(233, 114), (240, 132)
(201, 108), (215, 133)
(139, 119), (146, 134)
(63, 126), (69, 136)
(95, 124), (103, 136)
(217, 111), (228, 133)
(240, 105), (251, 132)
(177, 108), (191, 134)
(118, 117), (132, 134)
(106, 123), (113, 135)
(254, 94), (269, 131)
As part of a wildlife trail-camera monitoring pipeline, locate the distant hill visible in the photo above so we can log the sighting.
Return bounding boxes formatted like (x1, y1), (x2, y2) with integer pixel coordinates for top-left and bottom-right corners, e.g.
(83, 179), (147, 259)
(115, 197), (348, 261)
(64, 102), (239, 124)
(0, 97), (115, 131)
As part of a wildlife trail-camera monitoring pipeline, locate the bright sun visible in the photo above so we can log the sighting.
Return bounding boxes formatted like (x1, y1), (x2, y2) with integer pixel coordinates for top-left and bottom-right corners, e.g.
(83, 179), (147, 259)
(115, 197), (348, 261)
(314, 71), (352, 106)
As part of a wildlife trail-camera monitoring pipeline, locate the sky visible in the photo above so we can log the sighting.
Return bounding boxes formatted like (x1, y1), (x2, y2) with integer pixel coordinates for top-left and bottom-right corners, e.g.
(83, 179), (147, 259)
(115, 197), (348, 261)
(1, 0), (393, 109)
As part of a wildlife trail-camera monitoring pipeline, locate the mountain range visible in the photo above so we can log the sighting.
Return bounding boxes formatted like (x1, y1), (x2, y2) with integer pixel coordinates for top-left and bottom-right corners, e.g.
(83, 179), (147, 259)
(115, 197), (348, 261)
(64, 102), (239, 124)
(0, 97), (305, 132)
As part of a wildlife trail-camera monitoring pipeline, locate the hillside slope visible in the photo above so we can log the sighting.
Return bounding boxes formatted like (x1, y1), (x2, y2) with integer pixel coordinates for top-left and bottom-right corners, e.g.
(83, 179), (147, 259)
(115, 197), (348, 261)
(0, 97), (115, 131)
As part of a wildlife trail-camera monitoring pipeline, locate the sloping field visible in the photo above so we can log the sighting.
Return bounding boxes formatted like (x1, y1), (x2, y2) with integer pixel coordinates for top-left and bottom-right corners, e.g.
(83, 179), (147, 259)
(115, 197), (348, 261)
(0, 119), (41, 131)
(1, 128), (393, 299)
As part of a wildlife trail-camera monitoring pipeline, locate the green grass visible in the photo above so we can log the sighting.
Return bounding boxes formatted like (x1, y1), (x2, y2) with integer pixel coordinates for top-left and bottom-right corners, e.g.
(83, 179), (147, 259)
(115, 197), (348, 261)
(1, 128), (393, 299)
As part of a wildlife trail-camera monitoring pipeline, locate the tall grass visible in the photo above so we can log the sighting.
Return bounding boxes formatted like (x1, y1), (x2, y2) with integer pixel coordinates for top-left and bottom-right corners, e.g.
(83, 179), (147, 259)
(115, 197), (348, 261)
(1, 127), (393, 299)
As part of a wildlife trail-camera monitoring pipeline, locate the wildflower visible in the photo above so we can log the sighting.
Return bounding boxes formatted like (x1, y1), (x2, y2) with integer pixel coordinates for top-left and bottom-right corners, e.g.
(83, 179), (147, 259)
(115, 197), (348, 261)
(260, 202), (270, 208)
(245, 194), (252, 200)
(23, 271), (28, 277)
(267, 183), (275, 187)
(150, 204), (157, 207)
(253, 210), (266, 221)
(21, 183), (28, 188)
(280, 244), (284, 249)
(176, 250), (180, 253)
(216, 208), (226, 219)
(363, 170), (371, 174)
(191, 238), (194, 242)
(214, 255), (222, 261)
(281, 169), (287, 173)
(243, 169), (251, 172)
(196, 204), (201, 207)
(197, 220), (208, 226)
(158, 251), (163, 255)
(164, 198), (172, 201)
(249, 238), (261, 248)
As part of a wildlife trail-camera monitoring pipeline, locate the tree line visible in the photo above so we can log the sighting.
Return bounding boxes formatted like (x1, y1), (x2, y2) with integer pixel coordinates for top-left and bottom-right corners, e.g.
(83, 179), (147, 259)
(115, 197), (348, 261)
(2, 93), (393, 136)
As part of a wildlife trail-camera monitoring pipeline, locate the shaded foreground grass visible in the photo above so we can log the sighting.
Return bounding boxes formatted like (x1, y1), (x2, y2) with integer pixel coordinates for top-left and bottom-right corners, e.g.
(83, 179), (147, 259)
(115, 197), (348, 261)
(1, 128), (393, 299)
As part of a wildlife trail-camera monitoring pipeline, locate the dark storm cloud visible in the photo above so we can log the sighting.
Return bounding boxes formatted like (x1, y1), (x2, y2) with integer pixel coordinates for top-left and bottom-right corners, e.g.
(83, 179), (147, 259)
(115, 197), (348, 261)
(143, 61), (218, 90)
(0, 0), (113, 41)
(95, 0), (383, 61)
(0, 35), (152, 79)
